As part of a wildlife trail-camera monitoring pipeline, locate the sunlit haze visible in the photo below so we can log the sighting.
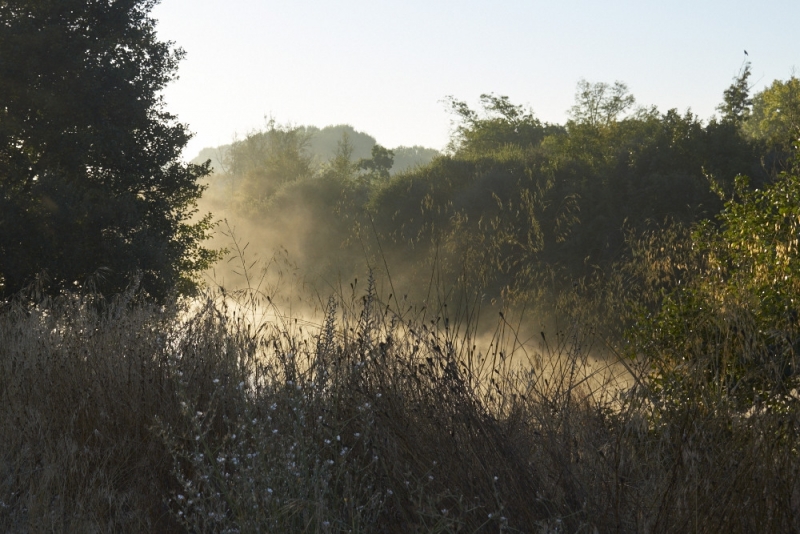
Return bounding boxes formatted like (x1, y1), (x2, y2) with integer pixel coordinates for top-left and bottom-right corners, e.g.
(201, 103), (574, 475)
(151, 0), (800, 160)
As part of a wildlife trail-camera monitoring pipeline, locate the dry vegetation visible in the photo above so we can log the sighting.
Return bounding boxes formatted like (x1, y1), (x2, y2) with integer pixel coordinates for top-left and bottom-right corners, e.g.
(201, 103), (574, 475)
(2, 251), (798, 533)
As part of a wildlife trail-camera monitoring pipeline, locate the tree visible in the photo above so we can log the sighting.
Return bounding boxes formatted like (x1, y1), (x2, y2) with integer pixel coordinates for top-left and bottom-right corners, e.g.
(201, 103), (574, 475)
(327, 131), (357, 181)
(717, 61), (753, 126)
(224, 120), (313, 205)
(357, 144), (394, 181)
(743, 75), (800, 160)
(0, 0), (220, 300)
(445, 93), (559, 155)
(569, 80), (635, 127)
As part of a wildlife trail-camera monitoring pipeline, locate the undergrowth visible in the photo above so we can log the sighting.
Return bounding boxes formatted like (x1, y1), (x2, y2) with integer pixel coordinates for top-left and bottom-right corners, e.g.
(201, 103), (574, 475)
(1, 263), (798, 532)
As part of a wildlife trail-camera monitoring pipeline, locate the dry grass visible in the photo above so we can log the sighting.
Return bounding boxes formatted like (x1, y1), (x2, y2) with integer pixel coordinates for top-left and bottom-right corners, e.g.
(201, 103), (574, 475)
(1, 267), (798, 532)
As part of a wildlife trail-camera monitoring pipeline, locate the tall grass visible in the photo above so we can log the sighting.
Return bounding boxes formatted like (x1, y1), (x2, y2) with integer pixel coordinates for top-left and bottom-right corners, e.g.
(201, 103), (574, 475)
(1, 264), (798, 532)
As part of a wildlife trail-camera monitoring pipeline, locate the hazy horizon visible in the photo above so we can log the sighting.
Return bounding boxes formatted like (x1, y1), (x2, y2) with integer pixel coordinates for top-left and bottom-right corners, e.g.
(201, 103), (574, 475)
(151, 0), (800, 161)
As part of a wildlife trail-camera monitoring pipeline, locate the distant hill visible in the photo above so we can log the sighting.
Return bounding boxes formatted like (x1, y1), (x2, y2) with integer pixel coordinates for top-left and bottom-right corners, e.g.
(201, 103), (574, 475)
(190, 124), (439, 175)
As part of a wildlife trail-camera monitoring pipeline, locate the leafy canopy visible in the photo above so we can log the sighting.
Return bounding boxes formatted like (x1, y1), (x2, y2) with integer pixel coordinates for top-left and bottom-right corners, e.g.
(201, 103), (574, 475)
(0, 0), (221, 300)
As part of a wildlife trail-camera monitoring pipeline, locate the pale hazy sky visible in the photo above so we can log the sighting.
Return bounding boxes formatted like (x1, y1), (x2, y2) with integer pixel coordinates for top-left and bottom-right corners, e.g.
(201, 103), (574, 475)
(151, 0), (799, 160)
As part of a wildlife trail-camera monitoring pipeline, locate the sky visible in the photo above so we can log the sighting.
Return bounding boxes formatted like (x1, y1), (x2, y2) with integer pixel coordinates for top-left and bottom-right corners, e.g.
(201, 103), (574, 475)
(151, 0), (800, 161)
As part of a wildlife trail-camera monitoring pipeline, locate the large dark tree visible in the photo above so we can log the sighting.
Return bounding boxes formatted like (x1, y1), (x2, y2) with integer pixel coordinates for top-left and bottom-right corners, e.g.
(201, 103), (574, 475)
(0, 0), (220, 300)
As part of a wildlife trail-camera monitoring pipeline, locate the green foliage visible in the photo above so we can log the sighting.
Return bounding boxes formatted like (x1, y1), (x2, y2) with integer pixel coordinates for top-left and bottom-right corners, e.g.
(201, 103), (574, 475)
(357, 143), (394, 182)
(223, 120), (314, 212)
(634, 149), (800, 409)
(569, 79), (636, 127)
(202, 77), (768, 315)
(445, 93), (563, 155)
(717, 62), (753, 126)
(326, 130), (358, 181)
(743, 75), (800, 159)
(0, 0), (220, 300)
(364, 85), (757, 306)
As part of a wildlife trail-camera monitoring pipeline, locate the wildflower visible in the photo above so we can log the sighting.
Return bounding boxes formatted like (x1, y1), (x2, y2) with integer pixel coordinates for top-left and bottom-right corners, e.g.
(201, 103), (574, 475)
(386, 489), (393, 495)
(213, 378), (220, 384)
(441, 509), (448, 515)
(272, 429), (278, 434)
(353, 432), (361, 438)
(270, 403), (277, 411)
(428, 475), (433, 481)
(267, 488), (273, 494)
